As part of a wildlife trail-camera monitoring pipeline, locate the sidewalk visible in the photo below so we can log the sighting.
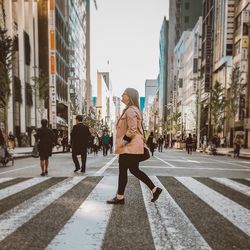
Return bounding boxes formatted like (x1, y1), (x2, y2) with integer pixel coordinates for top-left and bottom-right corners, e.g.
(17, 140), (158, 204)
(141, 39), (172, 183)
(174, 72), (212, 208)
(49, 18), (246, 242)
(10, 147), (64, 159)
(211, 147), (250, 159)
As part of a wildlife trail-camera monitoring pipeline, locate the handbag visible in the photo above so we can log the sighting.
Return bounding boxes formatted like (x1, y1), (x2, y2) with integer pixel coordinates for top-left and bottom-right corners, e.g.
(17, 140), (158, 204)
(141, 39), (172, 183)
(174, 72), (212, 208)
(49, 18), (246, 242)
(138, 144), (150, 162)
(138, 123), (150, 162)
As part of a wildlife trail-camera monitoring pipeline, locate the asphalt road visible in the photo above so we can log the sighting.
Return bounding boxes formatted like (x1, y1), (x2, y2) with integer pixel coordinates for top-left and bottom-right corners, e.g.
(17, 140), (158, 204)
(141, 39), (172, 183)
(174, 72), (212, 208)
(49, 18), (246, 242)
(0, 149), (249, 249)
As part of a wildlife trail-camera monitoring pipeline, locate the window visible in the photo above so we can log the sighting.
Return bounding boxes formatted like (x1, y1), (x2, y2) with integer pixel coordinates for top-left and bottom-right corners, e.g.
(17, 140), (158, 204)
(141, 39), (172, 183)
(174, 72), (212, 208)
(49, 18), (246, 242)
(184, 16), (189, 23)
(185, 2), (190, 10)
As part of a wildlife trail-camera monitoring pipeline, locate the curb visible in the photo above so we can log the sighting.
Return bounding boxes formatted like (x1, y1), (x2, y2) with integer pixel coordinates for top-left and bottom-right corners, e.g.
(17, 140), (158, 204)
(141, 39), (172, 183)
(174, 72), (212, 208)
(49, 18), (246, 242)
(13, 151), (67, 160)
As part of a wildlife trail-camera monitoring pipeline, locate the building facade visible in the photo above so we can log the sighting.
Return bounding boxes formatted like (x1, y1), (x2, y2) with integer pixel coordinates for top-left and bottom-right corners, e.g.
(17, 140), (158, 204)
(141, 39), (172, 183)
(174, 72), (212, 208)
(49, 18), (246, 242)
(1, 0), (39, 146)
(167, 0), (203, 131)
(233, 0), (250, 147)
(38, 0), (87, 130)
(96, 71), (115, 132)
(158, 17), (169, 131)
(212, 0), (235, 142)
(144, 79), (158, 132)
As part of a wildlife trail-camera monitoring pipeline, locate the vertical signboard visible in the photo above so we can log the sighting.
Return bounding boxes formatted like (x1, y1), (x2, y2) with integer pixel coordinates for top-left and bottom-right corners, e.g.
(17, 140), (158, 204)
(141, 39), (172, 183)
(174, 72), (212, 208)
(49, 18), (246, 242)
(49, 0), (57, 129)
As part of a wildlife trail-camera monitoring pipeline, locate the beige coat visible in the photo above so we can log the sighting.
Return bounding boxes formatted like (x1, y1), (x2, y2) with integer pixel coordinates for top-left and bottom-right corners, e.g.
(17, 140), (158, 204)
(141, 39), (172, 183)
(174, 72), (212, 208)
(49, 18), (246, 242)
(115, 105), (144, 155)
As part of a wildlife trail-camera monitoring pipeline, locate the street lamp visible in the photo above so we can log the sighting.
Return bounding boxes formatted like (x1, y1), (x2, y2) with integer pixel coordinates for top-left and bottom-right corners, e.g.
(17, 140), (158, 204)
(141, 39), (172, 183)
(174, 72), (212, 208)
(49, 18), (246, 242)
(67, 77), (80, 141)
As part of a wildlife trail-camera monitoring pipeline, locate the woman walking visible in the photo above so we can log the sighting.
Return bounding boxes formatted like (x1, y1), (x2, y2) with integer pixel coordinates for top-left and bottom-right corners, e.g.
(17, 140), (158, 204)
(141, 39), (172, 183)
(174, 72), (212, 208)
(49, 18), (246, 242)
(107, 88), (162, 204)
(147, 131), (156, 156)
(37, 119), (56, 176)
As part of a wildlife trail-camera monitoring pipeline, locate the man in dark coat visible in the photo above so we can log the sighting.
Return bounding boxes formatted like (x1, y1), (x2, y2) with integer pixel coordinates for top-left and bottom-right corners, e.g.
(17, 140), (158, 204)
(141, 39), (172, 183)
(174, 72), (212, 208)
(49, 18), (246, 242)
(37, 119), (56, 176)
(71, 115), (91, 173)
(185, 133), (193, 154)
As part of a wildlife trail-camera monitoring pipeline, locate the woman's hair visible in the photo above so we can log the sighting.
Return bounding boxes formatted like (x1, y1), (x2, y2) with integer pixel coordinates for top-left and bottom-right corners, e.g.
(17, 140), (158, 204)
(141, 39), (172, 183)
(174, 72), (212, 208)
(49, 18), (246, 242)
(123, 88), (140, 110)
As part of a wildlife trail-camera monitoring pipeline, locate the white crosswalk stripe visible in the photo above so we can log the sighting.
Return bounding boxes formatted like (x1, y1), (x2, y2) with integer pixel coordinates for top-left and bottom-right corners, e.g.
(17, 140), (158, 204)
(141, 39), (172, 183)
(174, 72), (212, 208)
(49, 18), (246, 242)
(0, 177), (85, 241)
(0, 177), (51, 200)
(176, 177), (250, 237)
(0, 176), (249, 249)
(0, 177), (14, 184)
(211, 177), (250, 197)
(47, 176), (117, 250)
(140, 176), (211, 250)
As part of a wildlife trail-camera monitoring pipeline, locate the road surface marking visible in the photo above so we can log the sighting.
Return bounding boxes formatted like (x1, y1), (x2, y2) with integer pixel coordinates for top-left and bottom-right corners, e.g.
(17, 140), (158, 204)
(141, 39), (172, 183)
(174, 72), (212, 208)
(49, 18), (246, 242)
(176, 177), (250, 237)
(0, 177), (51, 200)
(107, 165), (250, 172)
(154, 156), (175, 168)
(140, 177), (211, 250)
(0, 177), (85, 241)
(47, 176), (117, 250)
(0, 165), (37, 175)
(211, 178), (250, 197)
(95, 155), (117, 175)
(208, 158), (250, 169)
(0, 178), (14, 184)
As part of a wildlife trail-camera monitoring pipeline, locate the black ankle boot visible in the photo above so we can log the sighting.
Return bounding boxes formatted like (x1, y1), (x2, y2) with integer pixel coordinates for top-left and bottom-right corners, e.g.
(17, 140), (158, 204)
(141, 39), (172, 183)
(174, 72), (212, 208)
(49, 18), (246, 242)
(151, 187), (162, 202)
(106, 197), (125, 204)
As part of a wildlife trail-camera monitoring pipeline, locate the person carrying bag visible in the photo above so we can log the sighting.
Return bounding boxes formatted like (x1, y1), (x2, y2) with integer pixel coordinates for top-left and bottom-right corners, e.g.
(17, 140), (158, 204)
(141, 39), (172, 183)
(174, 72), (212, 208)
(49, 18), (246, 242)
(107, 88), (162, 205)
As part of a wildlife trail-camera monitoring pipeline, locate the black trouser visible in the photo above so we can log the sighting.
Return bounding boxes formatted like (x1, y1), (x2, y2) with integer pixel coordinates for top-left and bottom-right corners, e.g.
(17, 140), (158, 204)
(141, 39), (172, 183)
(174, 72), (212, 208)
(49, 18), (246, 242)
(158, 144), (163, 152)
(103, 144), (109, 156)
(72, 148), (87, 171)
(118, 154), (155, 195)
(187, 145), (192, 154)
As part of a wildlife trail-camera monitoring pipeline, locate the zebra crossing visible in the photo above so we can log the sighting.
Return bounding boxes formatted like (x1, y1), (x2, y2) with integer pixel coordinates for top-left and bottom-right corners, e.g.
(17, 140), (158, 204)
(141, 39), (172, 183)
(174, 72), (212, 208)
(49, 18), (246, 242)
(0, 176), (249, 250)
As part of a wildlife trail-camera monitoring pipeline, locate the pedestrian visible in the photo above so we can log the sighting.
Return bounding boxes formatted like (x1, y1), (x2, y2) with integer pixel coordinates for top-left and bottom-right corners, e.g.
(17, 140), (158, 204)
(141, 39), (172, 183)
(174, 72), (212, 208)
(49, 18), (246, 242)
(157, 135), (164, 152)
(93, 133), (100, 155)
(101, 131), (110, 156)
(62, 134), (69, 152)
(31, 129), (39, 158)
(36, 119), (56, 176)
(107, 88), (162, 204)
(233, 135), (242, 158)
(185, 133), (193, 154)
(71, 115), (91, 173)
(109, 133), (113, 154)
(8, 132), (15, 150)
(147, 132), (156, 156)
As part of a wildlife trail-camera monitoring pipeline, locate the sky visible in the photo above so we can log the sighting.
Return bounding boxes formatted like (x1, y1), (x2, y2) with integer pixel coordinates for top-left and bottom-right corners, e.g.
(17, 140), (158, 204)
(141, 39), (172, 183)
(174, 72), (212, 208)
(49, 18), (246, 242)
(90, 0), (169, 97)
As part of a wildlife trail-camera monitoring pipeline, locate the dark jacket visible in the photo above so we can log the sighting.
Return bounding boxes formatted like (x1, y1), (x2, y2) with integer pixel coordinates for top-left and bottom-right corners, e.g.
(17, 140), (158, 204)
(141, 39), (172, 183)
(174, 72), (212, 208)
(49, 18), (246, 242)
(147, 135), (155, 152)
(37, 127), (56, 157)
(71, 123), (91, 154)
(0, 130), (5, 146)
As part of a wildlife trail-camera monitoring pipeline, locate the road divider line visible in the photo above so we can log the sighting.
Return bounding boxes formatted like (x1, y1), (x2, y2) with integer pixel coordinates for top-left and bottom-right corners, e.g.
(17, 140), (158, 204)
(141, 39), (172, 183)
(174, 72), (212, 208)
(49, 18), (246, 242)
(207, 158), (250, 169)
(47, 176), (117, 250)
(0, 177), (85, 241)
(154, 156), (176, 168)
(211, 178), (250, 197)
(95, 155), (117, 175)
(176, 177), (250, 237)
(140, 177), (211, 250)
(0, 177), (51, 200)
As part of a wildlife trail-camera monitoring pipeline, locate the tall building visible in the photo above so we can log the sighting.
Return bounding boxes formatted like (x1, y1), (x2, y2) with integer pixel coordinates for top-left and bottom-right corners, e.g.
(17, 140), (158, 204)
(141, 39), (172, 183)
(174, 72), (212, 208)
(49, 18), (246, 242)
(212, 0), (235, 140)
(167, 0), (202, 127)
(144, 79), (158, 131)
(0, 0), (39, 146)
(96, 71), (115, 131)
(233, 0), (250, 147)
(158, 17), (169, 129)
(173, 18), (203, 138)
(140, 97), (145, 112)
(200, 0), (215, 139)
(38, 0), (87, 130)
